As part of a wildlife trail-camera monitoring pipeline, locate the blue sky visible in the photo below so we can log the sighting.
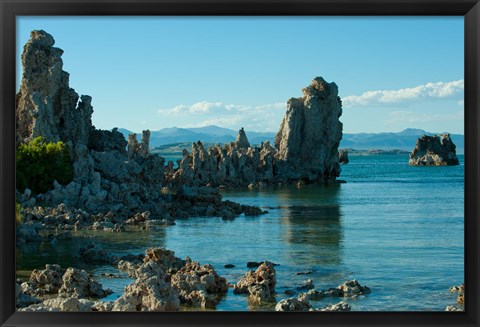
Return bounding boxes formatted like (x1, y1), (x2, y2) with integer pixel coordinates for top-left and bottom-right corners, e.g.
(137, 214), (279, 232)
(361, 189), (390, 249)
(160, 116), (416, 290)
(16, 17), (464, 134)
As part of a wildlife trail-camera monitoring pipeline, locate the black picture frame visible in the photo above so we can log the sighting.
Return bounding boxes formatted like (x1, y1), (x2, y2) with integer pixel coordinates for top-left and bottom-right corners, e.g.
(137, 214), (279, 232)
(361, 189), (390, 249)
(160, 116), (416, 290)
(1, 0), (479, 326)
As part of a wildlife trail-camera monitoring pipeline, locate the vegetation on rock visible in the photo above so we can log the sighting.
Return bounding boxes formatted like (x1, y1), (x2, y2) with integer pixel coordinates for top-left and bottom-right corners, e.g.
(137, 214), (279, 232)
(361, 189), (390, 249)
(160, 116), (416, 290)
(16, 202), (23, 225)
(16, 137), (73, 194)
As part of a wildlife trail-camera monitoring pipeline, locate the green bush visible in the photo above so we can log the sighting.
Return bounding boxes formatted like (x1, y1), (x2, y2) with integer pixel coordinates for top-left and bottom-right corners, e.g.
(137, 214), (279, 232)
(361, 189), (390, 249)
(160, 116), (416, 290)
(16, 137), (73, 194)
(16, 202), (23, 225)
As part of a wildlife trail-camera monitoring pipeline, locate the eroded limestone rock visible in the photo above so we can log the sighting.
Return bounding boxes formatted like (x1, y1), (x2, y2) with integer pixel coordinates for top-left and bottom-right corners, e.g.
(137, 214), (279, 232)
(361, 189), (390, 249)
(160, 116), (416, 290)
(315, 301), (351, 312)
(16, 283), (41, 308)
(233, 261), (276, 302)
(167, 77), (343, 187)
(58, 267), (112, 298)
(336, 279), (371, 297)
(274, 77), (343, 183)
(16, 30), (92, 147)
(112, 258), (180, 311)
(409, 134), (459, 166)
(22, 264), (65, 297)
(275, 297), (312, 311)
(143, 247), (185, 273)
(171, 260), (228, 308)
(298, 279), (371, 302)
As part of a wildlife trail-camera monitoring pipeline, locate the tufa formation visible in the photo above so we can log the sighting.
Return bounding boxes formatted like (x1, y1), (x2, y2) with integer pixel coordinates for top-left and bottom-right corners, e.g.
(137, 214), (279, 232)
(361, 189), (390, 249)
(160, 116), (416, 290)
(409, 134), (459, 166)
(16, 30), (344, 218)
(165, 77), (344, 187)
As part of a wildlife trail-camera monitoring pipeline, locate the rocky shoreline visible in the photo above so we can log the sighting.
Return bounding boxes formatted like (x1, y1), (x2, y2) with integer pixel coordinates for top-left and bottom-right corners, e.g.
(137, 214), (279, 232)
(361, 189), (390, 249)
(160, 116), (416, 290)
(16, 246), (374, 312)
(16, 30), (344, 220)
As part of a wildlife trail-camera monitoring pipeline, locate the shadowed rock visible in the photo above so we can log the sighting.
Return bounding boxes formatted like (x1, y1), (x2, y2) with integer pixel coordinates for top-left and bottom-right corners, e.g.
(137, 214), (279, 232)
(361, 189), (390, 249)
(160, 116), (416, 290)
(339, 149), (349, 164)
(409, 134), (459, 166)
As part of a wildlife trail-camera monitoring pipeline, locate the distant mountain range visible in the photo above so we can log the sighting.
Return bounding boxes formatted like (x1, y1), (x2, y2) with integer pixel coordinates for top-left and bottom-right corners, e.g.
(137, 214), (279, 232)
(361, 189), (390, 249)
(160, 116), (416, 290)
(117, 126), (276, 148)
(117, 126), (464, 154)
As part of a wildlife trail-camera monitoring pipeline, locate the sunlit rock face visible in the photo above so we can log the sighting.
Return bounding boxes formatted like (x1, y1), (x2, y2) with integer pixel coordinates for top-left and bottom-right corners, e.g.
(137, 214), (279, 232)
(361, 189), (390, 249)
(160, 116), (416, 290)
(15, 30), (165, 215)
(16, 30), (93, 147)
(274, 77), (343, 183)
(168, 77), (344, 187)
(409, 134), (459, 166)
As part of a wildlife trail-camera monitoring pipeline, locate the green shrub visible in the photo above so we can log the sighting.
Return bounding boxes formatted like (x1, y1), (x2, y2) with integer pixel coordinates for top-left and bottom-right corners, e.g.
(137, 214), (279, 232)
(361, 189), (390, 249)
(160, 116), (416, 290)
(16, 137), (73, 194)
(16, 202), (23, 225)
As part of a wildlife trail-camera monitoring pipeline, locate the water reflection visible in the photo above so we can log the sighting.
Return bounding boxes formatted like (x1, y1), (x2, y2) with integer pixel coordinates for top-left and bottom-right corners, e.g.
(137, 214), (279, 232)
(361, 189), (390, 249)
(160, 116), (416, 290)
(275, 184), (343, 267)
(16, 227), (168, 277)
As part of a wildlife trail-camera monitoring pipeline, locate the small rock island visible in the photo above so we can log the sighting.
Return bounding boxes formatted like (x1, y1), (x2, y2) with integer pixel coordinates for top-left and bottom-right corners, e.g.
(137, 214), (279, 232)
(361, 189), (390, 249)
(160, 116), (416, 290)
(408, 134), (459, 166)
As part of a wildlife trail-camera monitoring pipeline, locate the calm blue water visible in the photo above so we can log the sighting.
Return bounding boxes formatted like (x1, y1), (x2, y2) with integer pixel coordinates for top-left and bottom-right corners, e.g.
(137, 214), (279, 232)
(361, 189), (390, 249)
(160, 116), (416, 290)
(16, 154), (464, 311)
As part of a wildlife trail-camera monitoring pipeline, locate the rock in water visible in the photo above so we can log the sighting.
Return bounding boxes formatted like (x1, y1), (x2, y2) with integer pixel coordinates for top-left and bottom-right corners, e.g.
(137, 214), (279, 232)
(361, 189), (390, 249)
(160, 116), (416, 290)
(171, 260), (228, 309)
(409, 134), (459, 166)
(166, 76), (344, 187)
(233, 261), (277, 303)
(339, 149), (349, 164)
(275, 298), (312, 311)
(274, 77), (343, 183)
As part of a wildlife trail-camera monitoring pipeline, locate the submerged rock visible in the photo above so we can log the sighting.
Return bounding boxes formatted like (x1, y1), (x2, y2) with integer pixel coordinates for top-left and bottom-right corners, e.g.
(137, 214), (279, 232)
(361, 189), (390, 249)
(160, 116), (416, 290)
(79, 242), (116, 264)
(296, 279), (315, 291)
(409, 134), (459, 166)
(246, 261), (262, 268)
(298, 279), (370, 302)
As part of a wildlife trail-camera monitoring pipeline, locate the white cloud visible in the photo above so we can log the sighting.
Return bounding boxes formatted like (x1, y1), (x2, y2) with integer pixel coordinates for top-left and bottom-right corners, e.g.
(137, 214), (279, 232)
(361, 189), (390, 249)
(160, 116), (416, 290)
(157, 101), (286, 132)
(189, 116), (243, 128)
(154, 80), (464, 132)
(386, 110), (463, 124)
(343, 80), (464, 108)
(157, 102), (227, 115)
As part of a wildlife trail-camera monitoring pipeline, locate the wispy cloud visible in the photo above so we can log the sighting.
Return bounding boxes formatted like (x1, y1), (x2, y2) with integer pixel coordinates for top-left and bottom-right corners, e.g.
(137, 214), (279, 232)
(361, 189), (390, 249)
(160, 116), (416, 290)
(157, 101), (286, 132)
(343, 80), (464, 108)
(386, 110), (463, 124)
(155, 80), (464, 132)
(157, 101), (225, 115)
(158, 101), (285, 116)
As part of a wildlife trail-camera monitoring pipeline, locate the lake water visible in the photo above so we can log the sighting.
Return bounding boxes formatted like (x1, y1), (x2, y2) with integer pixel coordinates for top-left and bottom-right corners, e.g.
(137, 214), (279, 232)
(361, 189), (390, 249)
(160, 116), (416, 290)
(16, 154), (464, 311)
